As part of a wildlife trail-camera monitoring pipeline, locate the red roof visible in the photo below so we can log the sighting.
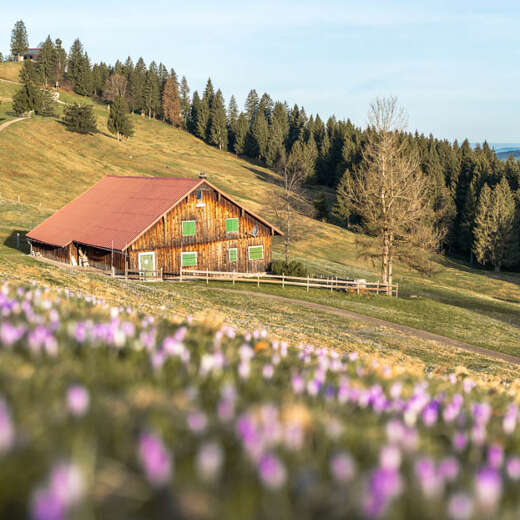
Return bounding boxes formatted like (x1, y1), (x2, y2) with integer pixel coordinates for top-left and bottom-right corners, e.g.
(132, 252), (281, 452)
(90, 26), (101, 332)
(27, 176), (202, 251)
(27, 175), (282, 251)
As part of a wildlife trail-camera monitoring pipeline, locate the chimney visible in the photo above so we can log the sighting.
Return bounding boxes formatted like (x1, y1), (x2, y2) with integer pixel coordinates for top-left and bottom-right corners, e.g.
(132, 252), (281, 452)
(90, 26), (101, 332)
(199, 171), (207, 179)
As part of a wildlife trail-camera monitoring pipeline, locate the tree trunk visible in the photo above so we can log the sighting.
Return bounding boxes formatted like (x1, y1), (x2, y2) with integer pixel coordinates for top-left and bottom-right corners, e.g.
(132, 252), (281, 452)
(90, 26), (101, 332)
(381, 231), (389, 284)
(285, 199), (290, 263)
(387, 232), (394, 294)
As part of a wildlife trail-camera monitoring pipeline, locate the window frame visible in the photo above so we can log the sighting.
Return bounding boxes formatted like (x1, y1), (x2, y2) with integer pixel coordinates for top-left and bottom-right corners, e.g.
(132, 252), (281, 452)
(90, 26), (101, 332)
(181, 220), (197, 237)
(228, 247), (238, 262)
(225, 217), (239, 234)
(181, 251), (197, 267)
(248, 245), (264, 261)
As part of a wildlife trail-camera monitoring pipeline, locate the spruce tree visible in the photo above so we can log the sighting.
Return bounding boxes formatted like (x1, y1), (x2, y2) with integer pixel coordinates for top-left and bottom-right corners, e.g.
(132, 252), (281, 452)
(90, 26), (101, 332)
(10, 20), (29, 58)
(37, 36), (56, 87)
(67, 39), (85, 91)
(247, 110), (268, 159)
(473, 178), (519, 272)
(331, 171), (352, 228)
(233, 113), (248, 156)
(244, 89), (259, 126)
(107, 96), (134, 141)
(180, 76), (191, 129)
(63, 104), (97, 134)
(54, 39), (66, 88)
(162, 72), (182, 126)
(208, 89), (228, 150)
(129, 58), (146, 114)
(12, 60), (41, 115)
(227, 95), (239, 152)
(265, 116), (286, 168)
(191, 90), (209, 140)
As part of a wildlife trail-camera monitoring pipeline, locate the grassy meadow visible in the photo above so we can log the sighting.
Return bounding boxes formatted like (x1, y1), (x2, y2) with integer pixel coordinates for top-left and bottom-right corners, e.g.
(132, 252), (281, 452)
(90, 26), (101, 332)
(1, 61), (520, 379)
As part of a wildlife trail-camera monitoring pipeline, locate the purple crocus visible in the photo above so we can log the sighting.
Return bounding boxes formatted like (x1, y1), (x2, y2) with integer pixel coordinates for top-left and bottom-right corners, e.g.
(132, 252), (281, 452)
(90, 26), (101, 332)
(475, 467), (502, 511)
(66, 385), (90, 417)
(447, 493), (473, 520)
(330, 453), (356, 483)
(0, 397), (14, 453)
(506, 457), (520, 480)
(363, 467), (402, 517)
(196, 441), (223, 482)
(258, 454), (287, 489)
(138, 433), (172, 486)
(487, 444), (504, 469)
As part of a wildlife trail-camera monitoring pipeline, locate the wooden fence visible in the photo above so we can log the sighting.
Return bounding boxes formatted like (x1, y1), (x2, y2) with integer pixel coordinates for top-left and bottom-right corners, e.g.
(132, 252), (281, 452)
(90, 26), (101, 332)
(113, 267), (398, 297)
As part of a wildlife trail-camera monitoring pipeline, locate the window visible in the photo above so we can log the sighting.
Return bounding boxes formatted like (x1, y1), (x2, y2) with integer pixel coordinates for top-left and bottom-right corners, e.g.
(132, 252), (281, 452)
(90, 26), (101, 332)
(229, 248), (237, 262)
(182, 220), (196, 236)
(226, 217), (239, 233)
(248, 245), (264, 260)
(196, 189), (203, 200)
(181, 251), (197, 267)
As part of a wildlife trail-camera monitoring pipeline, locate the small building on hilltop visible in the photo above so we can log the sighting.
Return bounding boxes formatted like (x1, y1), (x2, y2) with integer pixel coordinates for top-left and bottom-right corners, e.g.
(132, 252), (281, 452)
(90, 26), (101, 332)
(26, 174), (283, 275)
(16, 48), (41, 62)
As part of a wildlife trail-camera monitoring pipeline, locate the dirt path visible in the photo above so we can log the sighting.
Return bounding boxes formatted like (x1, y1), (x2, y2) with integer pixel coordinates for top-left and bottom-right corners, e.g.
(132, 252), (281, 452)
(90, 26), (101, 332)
(0, 116), (28, 133)
(0, 78), (21, 85)
(215, 288), (520, 366)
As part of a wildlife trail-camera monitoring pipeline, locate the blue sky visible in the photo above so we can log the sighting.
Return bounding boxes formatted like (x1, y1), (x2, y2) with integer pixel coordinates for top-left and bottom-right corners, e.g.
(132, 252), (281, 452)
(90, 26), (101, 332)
(2, 1), (519, 142)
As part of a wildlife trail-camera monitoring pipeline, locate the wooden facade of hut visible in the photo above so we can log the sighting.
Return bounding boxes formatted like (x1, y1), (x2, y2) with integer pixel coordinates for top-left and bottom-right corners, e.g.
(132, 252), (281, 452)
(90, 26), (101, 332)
(26, 175), (282, 275)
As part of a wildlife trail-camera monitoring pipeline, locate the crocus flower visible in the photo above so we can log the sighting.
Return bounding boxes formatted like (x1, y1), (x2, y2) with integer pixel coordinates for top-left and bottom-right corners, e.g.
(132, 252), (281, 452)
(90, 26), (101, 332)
(138, 433), (172, 486)
(66, 385), (90, 417)
(506, 457), (520, 480)
(330, 453), (356, 483)
(487, 444), (504, 469)
(196, 441), (223, 482)
(447, 493), (473, 520)
(0, 397), (14, 453)
(258, 454), (286, 489)
(475, 467), (502, 511)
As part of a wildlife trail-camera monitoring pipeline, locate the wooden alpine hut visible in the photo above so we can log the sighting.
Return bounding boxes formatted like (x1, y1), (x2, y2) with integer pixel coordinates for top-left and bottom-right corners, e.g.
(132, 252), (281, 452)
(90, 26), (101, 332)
(26, 174), (283, 275)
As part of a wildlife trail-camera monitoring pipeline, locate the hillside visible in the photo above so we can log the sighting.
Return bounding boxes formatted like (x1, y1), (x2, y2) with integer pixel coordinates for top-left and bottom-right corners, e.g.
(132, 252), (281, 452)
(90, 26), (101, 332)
(2, 62), (520, 379)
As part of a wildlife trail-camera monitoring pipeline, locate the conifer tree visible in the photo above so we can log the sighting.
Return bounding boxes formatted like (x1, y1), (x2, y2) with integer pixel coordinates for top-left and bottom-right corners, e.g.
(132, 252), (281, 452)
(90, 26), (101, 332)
(258, 93), (274, 121)
(473, 178), (519, 272)
(331, 171), (352, 228)
(189, 91), (203, 138)
(233, 113), (249, 156)
(129, 58), (147, 114)
(107, 96), (134, 141)
(162, 71), (182, 127)
(227, 95), (239, 151)
(265, 116), (286, 168)
(12, 60), (41, 115)
(193, 90), (209, 140)
(247, 110), (268, 158)
(67, 39), (85, 91)
(208, 89), (228, 150)
(54, 39), (66, 88)
(180, 76), (191, 129)
(10, 20), (28, 58)
(63, 104), (97, 134)
(244, 89), (259, 126)
(37, 36), (56, 87)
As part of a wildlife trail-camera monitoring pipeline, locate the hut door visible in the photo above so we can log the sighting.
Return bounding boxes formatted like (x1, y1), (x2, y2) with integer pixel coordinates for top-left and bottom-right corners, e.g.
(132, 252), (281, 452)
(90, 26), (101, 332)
(138, 252), (155, 278)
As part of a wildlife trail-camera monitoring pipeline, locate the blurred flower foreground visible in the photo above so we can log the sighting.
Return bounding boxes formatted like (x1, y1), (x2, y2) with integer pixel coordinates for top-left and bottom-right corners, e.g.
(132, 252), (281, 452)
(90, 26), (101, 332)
(0, 280), (520, 519)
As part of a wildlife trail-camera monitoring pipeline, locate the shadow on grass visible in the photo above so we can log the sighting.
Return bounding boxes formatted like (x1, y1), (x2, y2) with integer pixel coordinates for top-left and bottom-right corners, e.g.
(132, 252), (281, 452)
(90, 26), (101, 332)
(3, 229), (30, 254)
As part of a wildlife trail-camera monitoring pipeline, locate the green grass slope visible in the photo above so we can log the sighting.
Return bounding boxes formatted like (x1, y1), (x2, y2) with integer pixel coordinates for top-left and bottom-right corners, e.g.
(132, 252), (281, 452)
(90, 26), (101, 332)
(2, 62), (520, 366)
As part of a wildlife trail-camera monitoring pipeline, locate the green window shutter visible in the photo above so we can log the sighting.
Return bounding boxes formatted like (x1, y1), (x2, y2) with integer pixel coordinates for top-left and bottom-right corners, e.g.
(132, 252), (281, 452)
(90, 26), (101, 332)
(248, 245), (263, 260)
(226, 218), (239, 233)
(182, 220), (196, 236)
(181, 252), (197, 267)
(229, 248), (237, 262)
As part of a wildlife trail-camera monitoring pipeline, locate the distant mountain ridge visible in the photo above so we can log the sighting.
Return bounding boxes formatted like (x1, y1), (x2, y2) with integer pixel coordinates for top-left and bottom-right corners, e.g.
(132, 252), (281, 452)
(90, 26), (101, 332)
(471, 142), (520, 161)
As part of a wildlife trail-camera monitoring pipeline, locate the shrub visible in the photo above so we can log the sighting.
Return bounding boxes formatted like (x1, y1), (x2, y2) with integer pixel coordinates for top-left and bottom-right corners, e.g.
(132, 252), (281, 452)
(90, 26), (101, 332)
(270, 259), (308, 277)
(63, 103), (97, 134)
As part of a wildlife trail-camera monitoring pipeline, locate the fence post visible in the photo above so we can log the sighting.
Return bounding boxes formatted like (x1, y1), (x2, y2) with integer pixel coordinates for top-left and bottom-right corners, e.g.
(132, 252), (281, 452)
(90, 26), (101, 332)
(206, 267), (209, 285)
(180, 267), (183, 282)
(377, 280), (380, 295)
(306, 275), (309, 292)
(357, 282), (360, 296)
(233, 271), (235, 286)
(330, 277), (333, 293)
(396, 283), (399, 298)
(125, 262), (128, 280)
(257, 273), (260, 287)
(111, 266), (115, 277)
(160, 267), (163, 281)
(282, 273), (285, 289)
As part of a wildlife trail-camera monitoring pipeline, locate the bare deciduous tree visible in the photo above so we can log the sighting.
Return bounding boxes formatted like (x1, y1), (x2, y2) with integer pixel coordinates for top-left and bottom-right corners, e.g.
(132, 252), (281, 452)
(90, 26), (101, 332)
(345, 97), (439, 291)
(102, 74), (127, 103)
(272, 142), (306, 262)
